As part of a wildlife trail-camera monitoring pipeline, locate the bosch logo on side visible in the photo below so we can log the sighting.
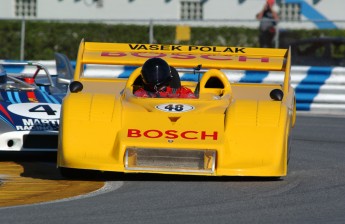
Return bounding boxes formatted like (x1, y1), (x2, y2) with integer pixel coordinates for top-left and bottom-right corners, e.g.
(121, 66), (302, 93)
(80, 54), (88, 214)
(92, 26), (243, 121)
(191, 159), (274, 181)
(127, 129), (218, 140)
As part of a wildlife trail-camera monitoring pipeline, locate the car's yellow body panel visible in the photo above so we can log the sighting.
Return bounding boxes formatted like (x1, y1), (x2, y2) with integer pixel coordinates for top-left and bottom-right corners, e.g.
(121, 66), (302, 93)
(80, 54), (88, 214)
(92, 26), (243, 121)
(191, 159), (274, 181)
(58, 41), (295, 177)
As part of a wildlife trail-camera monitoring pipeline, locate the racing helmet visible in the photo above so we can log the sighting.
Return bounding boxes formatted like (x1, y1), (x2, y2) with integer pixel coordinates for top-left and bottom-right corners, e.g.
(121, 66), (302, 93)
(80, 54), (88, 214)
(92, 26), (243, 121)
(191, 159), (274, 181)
(0, 65), (7, 84)
(141, 58), (172, 91)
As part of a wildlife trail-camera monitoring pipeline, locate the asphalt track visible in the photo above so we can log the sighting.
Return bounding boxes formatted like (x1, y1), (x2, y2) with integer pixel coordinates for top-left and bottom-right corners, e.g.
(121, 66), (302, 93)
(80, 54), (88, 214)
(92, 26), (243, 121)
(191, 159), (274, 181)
(0, 113), (345, 224)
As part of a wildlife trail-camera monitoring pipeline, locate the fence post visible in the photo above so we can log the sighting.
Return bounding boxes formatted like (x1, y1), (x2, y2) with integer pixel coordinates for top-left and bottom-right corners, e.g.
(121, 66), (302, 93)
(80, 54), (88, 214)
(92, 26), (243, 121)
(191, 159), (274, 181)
(275, 23), (279, 48)
(149, 19), (154, 44)
(20, 18), (26, 60)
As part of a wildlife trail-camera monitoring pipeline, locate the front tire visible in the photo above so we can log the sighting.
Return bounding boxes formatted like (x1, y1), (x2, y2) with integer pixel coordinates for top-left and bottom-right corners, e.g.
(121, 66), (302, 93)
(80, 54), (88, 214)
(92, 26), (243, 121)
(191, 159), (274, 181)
(58, 167), (95, 180)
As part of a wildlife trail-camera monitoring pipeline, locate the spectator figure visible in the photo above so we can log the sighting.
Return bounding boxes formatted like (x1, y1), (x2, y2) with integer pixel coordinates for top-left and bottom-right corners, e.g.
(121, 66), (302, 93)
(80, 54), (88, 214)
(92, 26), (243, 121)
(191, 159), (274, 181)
(134, 58), (195, 98)
(256, 0), (279, 48)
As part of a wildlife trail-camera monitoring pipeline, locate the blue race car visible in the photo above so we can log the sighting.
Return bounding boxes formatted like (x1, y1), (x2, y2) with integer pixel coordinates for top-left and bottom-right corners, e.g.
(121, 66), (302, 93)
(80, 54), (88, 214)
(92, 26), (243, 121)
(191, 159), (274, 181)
(0, 53), (72, 151)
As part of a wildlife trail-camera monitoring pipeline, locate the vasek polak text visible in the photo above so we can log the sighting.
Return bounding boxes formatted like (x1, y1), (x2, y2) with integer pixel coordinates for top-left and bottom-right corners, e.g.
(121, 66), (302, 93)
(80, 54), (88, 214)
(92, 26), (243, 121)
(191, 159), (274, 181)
(128, 44), (246, 53)
(16, 119), (59, 131)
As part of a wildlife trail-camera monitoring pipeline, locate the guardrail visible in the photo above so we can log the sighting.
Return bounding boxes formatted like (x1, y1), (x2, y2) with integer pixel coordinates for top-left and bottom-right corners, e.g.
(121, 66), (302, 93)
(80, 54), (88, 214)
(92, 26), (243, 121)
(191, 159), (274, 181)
(2, 60), (345, 114)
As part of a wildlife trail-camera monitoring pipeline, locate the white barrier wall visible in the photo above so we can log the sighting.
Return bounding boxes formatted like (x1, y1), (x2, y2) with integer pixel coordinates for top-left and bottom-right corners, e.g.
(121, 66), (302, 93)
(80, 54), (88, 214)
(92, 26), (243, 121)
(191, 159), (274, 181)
(2, 60), (345, 115)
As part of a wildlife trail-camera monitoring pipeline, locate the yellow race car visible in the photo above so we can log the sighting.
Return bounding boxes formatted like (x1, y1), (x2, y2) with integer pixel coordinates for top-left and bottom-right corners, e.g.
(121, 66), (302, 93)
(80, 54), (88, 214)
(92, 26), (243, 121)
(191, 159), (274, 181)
(57, 40), (296, 178)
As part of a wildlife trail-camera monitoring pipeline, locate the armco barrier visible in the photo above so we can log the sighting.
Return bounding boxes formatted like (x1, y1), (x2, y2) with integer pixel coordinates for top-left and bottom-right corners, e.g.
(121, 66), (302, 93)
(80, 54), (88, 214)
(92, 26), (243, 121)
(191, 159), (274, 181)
(2, 60), (345, 114)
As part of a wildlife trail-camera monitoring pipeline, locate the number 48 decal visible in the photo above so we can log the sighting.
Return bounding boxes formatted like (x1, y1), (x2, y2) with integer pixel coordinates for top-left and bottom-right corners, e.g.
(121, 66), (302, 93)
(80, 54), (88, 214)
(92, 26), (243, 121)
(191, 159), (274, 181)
(164, 104), (184, 112)
(156, 103), (194, 113)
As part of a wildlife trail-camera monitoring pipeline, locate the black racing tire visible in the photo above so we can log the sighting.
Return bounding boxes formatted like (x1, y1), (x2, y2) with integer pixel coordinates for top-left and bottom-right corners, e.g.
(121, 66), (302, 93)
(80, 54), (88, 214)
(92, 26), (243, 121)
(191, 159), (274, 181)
(58, 167), (96, 180)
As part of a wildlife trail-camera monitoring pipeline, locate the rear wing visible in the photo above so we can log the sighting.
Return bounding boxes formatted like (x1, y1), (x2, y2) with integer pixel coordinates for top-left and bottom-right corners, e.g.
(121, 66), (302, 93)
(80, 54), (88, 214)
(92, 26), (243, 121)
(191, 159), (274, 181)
(74, 40), (291, 93)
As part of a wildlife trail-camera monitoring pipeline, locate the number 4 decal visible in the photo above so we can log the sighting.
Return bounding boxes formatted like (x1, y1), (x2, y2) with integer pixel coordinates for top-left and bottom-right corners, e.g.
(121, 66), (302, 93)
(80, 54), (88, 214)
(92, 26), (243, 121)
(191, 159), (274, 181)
(29, 105), (57, 115)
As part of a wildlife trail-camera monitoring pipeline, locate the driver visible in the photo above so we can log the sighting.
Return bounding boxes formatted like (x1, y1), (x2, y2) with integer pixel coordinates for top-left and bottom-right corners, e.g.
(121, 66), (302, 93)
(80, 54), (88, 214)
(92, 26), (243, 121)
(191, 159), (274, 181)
(134, 58), (195, 98)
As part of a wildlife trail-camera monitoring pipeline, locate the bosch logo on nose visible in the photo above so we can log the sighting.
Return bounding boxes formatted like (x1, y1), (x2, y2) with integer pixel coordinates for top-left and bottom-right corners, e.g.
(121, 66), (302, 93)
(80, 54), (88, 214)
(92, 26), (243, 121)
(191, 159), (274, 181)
(127, 129), (218, 140)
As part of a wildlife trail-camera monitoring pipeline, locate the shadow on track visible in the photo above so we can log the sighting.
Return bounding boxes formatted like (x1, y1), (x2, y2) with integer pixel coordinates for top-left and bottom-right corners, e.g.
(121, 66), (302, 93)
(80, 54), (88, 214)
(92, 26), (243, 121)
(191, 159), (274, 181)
(0, 151), (282, 182)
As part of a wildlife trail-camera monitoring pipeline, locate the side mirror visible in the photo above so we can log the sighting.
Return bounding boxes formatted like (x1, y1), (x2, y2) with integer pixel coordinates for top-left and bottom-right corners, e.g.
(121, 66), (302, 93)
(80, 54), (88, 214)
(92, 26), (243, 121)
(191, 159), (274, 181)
(69, 81), (83, 93)
(270, 89), (284, 101)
